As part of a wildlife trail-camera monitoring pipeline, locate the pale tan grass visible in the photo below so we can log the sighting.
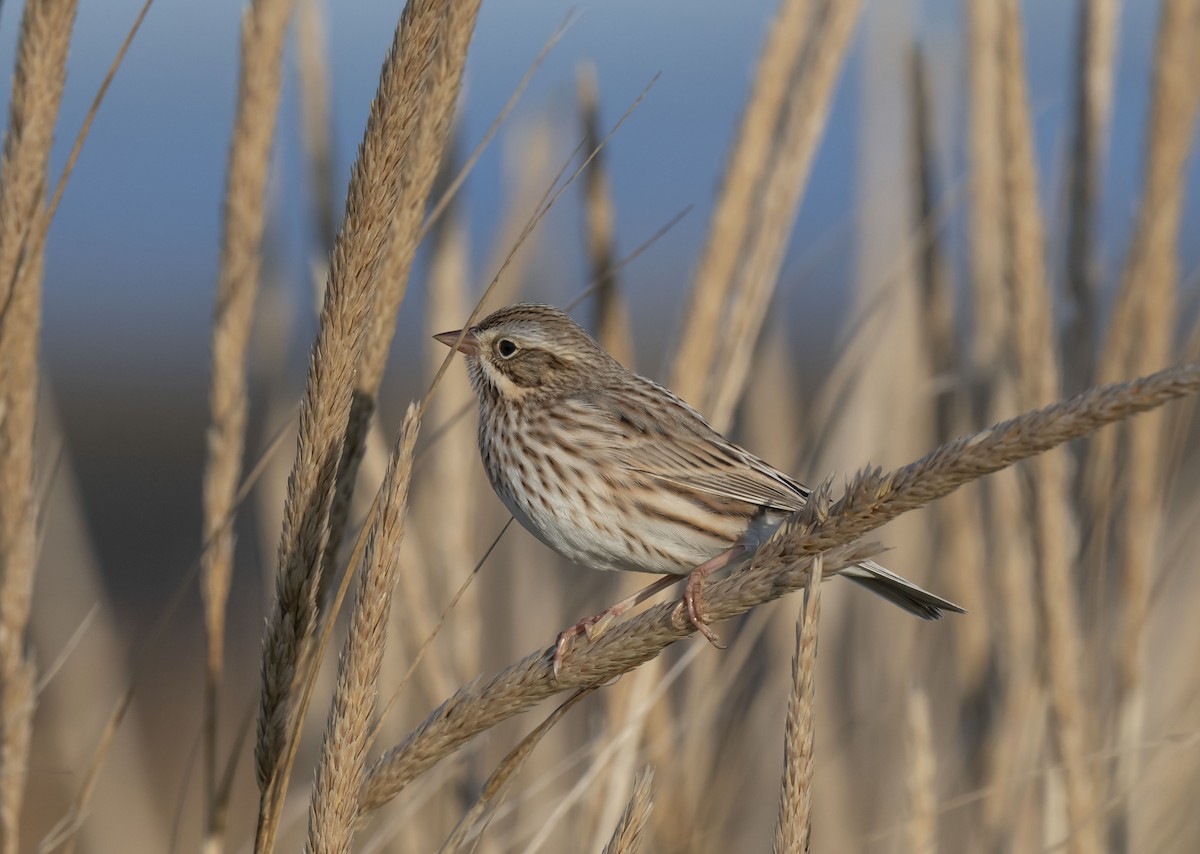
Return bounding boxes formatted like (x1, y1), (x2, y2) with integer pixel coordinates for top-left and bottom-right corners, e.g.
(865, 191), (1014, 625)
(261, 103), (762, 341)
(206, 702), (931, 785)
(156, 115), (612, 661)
(476, 120), (555, 311)
(0, 2), (78, 850)
(297, 0), (337, 271)
(821, 10), (931, 837)
(773, 554), (822, 854)
(420, 169), (482, 685)
(601, 768), (654, 854)
(708, 0), (865, 430)
(577, 61), (635, 366)
(518, 645), (705, 852)
(306, 408), (420, 854)
(586, 665), (660, 851)
(905, 687), (937, 854)
(966, 0), (1006, 374)
(998, 1), (1099, 848)
(1062, 0), (1118, 394)
(967, 2), (1041, 841)
(909, 42), (990, 694)
(313, 0), (460, 615)
(1106, 2), (1200, 845)
(357, 363), (1200, 814)
(1082, 0), (1200, 565)
(671, 0), (812, 405)
(358, 0), (480, 396)
(421, 14), (577, 262)
(436, 688), (595, 854)
(254, 0), (459, 838)
(201, 0), (295, 848)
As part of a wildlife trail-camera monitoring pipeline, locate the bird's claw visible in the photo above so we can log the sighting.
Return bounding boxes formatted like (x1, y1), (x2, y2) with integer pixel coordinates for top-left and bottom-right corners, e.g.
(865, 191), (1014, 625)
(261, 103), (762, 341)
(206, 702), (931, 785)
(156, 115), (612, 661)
(552, 612), (608, 681)
(680, 574), (726, 649)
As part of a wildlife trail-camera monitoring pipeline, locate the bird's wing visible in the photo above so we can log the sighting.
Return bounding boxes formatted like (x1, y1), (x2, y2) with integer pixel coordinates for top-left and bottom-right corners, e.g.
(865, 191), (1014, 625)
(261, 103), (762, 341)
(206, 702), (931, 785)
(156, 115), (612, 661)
(570, 381), (810, 514)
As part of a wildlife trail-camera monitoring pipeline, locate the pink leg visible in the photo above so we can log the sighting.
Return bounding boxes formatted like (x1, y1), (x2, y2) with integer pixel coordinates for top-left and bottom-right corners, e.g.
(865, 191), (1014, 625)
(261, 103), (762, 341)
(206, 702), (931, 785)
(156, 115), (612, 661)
(553, 574), (681, 680)
(676, 544), (747, 648)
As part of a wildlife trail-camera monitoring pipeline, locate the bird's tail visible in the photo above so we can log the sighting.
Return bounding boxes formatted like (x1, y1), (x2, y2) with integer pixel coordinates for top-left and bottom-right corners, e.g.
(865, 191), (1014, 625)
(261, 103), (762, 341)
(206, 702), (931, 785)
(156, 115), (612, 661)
(839, 559), (964, 619)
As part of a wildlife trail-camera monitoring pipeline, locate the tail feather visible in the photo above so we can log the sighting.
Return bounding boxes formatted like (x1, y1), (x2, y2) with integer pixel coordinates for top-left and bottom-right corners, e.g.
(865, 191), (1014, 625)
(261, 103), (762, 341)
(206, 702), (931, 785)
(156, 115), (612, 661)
(839, 559), (964, 620)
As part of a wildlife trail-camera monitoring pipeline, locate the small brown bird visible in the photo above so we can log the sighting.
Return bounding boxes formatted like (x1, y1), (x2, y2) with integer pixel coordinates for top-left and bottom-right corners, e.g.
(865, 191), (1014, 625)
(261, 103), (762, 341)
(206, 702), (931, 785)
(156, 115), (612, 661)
(436, 303), (962, 677)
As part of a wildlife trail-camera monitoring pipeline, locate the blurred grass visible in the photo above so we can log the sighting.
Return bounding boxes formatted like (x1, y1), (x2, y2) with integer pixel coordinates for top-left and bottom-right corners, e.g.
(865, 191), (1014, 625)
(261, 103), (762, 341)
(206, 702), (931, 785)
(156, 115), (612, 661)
(4, 0), (1200, 852)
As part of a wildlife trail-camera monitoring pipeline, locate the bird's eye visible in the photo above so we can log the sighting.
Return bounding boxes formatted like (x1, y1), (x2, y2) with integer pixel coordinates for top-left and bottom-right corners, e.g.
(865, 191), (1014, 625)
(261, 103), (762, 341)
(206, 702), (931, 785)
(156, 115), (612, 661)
(496, 338), (519, 358)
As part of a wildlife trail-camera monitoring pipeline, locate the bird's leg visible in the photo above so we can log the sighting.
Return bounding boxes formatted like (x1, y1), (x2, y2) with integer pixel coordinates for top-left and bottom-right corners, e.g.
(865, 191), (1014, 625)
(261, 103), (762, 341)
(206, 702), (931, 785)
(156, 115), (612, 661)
(675, 544), (748, 649)
(553, 574), (681, 680)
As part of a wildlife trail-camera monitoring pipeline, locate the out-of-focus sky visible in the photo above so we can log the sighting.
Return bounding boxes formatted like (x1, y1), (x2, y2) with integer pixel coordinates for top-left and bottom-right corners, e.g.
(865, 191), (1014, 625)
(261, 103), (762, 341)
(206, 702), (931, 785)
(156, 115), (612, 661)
(9, 0), (1190, 386)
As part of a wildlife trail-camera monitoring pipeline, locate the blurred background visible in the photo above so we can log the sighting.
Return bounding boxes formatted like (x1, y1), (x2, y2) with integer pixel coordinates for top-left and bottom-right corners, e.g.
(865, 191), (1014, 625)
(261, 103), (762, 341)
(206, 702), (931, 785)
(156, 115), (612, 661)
(14, 0), (1200, 850)
(22, 0), (1198, 609)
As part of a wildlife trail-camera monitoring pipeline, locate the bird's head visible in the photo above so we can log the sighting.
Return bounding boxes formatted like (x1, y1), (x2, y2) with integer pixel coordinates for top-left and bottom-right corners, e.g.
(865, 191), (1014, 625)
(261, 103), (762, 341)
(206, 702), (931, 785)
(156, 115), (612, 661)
(434, 303), (614, 402)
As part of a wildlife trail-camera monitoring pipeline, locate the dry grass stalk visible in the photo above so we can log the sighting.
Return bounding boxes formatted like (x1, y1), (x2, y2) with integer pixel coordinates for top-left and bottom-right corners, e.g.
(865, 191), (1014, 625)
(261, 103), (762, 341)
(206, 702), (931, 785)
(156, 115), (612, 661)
(360, 0), (481, 392)
(1062, 0), (1119, 394)
(601, 768), (654, 854)
(671, 0), (812, 405)
(1083, 0), (1200, 553)
(773, 554), (822, 854)
(437, 688), (595, 853)
(708, 0), (865, 430)
(0, 1), (78, 850)
(201, 0), (295, 845)
(967, 1), (1040, 839)
(419, 160), (482, 689)
(1106, 1), (1200, 844)
(254, 0), (461, 841)
(297, 0), (337, 272)
(909, 42), (990, 693)
(908, 45), (954, 404)
(587, 665), (661, 851)
(966, 0), (1006, 375)
(998, 1), (1099, 848)
(304, 0), (443, 619)
(306, 408), (420, 854)
(357, 362), (1200, 814)
(905, 688), (937, 854)
(320, 0), (481, 611)
(577, 61), (635, 366)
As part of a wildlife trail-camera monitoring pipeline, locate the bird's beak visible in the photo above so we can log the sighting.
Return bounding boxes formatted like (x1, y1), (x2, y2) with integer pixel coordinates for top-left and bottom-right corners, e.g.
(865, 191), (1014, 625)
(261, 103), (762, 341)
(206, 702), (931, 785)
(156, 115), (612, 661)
(433, 328), (480, 356)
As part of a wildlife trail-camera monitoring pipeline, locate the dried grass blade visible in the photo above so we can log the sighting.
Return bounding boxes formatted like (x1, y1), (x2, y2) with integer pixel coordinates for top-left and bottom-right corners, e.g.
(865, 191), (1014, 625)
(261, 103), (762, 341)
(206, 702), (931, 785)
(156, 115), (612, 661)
(201, 1), (296, 849)
(254, 0), (455, 840)
(708, 0), (865, 430)
(437, 688), (595, 854)
(306, 408), (421, 854)
(773, 554), (822, 854)
(672, 0), (813, 404)
(0, 2), (79, 851)
(601, 768), (654, 854)
(576, 62), (634, 365)
(904, 687), (937, 854)
(997, 0), (1098, 848)
(1105, 1), (1200, 845)
(297, 0), (337, 271)
(320, 0), (482, 612)
(1062, 0), (1119, 394)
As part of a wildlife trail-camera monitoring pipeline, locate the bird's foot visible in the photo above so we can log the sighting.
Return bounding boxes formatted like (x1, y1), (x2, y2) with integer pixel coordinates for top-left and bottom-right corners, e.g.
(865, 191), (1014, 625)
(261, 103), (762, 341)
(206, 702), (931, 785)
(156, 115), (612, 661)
(553, 612), (608, 681)
(674, 570), (726, 649)
(551, 574), (682, 682)
(670, 545), (747, 649)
